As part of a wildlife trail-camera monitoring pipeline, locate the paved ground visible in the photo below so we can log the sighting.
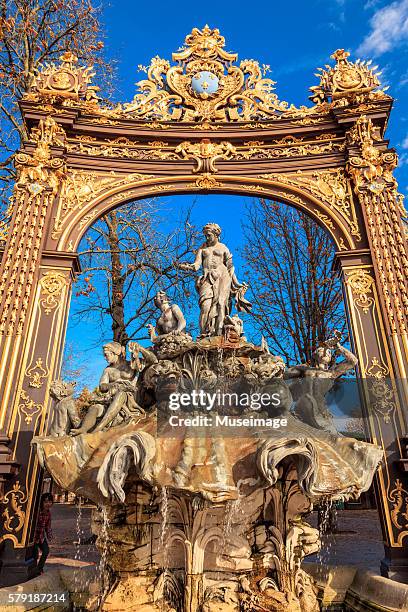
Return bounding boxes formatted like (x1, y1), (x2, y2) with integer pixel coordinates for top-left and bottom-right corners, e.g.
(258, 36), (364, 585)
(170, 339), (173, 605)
(306, 508), (384, 572)
(47, 504), (384, 573)
(48, 504), (100, 571)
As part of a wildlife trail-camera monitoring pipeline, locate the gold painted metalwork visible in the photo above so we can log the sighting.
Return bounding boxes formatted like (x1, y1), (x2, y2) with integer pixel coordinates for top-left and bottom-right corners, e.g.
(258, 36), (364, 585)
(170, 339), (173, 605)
(39, 272), (68, 314)
(347, 116), (408, 336)
(0, 118), (66, 336)
(66, 133), (345, 163)
(122, 25), (324, 122)
(26, 358), (48, 389)
(66, 139), (179, 160)
(310, 48), (389, 105)
(366, 356), (389, 379)
(1, 482), (26, 533)
(174, 139), (236, 172)
(259, 169), (361, 242)
(15, 116), (66, 190)
(345, 269), (375, 313)
(389, 480), (408, 530)
(27, 51), (98, 103)
(195, 174), (222, 188)
(18, 391), (43, 425)
(53, 171), (154, 239)
(235, 140), (344, 159)
(368, 378), (396, 424)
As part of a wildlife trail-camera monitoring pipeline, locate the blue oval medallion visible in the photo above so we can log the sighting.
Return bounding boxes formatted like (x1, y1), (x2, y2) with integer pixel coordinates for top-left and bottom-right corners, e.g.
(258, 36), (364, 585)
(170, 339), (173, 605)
(191, 71), (219, 95)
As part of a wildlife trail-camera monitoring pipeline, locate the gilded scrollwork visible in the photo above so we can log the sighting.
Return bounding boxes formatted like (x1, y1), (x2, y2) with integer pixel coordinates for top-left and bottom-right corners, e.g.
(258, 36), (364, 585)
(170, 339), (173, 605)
(259, 169), (361, 241)
(39, 271), (68, 315)
(15, 116), (66, 190)
(0, 117), (66, 336)
(174, 139), (236, 172)
(27, 51), (98, 103)
(18, 391), (43, 425)
(195, 173), (222, 189)
(345, 269), (375, 313)
(236, 140), (344, 160)
(365, 357), (389, 379)
(121, 25), (327, 123)
(346, 115), (408, 335)
(66, 140), (179, 161)
(367, 377), (396, 424)
(389, 480), (408, 530)
(1, 482), (26, 533)
(310, 48), (389, 106)
(26, 358), (49, 389)
(53, 171), (154, 239)
(66, 134), (345, 165)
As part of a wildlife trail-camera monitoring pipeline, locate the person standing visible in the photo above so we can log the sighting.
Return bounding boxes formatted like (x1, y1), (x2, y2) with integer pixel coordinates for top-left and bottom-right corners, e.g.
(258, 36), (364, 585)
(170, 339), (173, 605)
(33, 493), (53, 574)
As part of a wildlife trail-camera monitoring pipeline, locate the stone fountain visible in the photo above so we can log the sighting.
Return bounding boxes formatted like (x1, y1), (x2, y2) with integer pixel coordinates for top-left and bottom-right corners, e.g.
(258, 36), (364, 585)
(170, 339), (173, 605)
(33, 222), (382, 612)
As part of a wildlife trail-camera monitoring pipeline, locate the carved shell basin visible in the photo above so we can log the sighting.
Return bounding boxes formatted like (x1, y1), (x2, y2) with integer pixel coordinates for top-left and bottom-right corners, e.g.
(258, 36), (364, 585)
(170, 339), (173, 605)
(33, 414), (382, 506)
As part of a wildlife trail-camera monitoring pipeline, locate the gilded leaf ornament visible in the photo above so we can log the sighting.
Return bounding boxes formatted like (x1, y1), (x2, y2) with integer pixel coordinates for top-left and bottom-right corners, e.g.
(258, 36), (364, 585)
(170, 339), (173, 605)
(2, 482), (26, 533)
(174, 140), (237, 172)
(310, 48), (389, 106)
(53, 171), (154, 239)
(121, 25), (325, 122)
(345, 269), (375, 313)
(26, 51), (98, 104)
(389, 480), (408, 530)
(39, 271), (68, 314)
(26, 358), (48, 389)
(259, 169), (361, 241)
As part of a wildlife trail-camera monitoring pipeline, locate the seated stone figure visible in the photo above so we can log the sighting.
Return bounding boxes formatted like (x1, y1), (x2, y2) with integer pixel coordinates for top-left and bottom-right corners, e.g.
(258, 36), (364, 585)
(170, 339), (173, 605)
(71, 341), (156, 435)
(147, 290), (186, 340)
(49, 380), (80, 437)
(284, 331), (358, 434)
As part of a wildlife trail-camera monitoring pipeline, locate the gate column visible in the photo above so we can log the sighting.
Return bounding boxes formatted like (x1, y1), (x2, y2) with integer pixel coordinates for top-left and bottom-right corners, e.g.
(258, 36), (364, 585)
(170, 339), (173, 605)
(336, 114), (408, 580)
(337, 250), (408, 581)
(0, 118), (77, 585)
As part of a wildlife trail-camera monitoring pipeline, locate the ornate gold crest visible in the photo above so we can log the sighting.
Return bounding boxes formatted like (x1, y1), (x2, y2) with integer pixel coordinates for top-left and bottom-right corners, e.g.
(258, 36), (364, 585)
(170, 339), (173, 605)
(27, 51), (98, 102)
(123, 25), (295, 122)
(310, 49), (388, 105)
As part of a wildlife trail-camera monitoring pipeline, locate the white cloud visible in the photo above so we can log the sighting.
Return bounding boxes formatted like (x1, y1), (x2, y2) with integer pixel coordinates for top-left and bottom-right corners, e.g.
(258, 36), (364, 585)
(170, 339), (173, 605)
(398, 152), (408, 165)
(357, 0), (408, 57)
(402, 135), (408, 148)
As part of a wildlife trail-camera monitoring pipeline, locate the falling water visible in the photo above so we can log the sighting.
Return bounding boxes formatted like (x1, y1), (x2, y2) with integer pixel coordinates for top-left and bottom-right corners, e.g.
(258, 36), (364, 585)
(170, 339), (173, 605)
(71, 496), (84, 610)
(160, 486), (169, 547)
(159, 486), (169, 571)
(74, 496), (83, 563)
(316, 497), (338, 581)
(96, 505), (111, 611)
(219, 496), (243, 564)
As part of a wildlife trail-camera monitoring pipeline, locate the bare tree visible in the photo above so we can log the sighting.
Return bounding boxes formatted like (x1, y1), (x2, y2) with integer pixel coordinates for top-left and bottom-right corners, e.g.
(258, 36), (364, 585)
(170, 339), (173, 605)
(73, 199), (199, 345)
(0, 0), (109, 225)
(242, 198), (347, 364)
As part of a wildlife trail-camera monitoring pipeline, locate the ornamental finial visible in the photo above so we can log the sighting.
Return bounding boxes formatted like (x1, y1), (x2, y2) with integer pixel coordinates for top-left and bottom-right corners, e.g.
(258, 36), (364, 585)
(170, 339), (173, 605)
(310, 48), (388, 105)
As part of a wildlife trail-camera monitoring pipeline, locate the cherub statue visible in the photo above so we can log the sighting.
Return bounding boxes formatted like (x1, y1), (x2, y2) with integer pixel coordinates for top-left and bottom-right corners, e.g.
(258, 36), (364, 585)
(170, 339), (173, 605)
(71, 341), (157, 435)
(147, 291), (186, 341)
(284, 331), (358, 433)
(49, 380), (80, 437)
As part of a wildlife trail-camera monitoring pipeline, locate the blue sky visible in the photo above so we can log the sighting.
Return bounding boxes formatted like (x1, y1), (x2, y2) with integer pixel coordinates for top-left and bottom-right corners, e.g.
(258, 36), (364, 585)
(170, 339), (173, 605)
(64, 0), (408, 387)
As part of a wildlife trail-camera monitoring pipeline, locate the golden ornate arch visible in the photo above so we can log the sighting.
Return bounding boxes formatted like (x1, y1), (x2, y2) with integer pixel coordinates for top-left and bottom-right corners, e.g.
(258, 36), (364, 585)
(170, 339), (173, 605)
(0, 25), (408, 581)
(54, 172), (358, 253)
